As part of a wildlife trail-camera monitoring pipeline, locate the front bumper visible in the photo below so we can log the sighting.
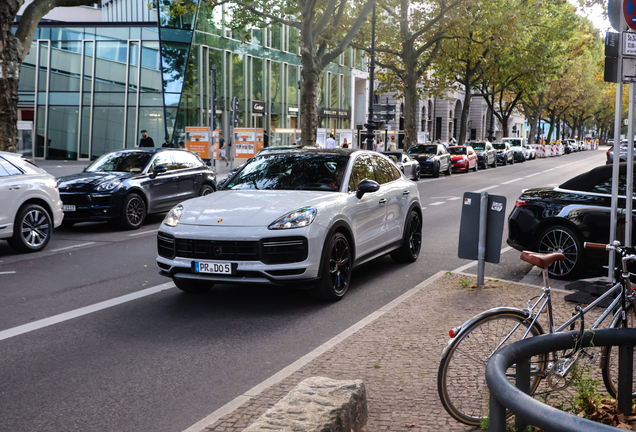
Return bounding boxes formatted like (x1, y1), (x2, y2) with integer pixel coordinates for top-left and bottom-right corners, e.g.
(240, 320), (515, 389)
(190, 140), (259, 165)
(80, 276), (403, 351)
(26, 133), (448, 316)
(59, 191), (123, 222)
(418, 160), (437, 174)
(156, 224), (325, 286)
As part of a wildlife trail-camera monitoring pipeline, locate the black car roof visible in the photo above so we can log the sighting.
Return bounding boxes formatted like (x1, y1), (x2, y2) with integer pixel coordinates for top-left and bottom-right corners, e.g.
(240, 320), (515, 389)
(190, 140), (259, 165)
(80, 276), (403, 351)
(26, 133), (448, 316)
(560, 162), (634, 192)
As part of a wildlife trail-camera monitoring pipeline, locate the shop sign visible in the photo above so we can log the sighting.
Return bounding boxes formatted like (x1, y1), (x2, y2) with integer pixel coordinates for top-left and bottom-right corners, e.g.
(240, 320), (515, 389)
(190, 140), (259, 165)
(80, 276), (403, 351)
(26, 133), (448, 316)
(252, 101), (266, 113)
(318, 107), (351, 119)
(288, 107), (299, 113)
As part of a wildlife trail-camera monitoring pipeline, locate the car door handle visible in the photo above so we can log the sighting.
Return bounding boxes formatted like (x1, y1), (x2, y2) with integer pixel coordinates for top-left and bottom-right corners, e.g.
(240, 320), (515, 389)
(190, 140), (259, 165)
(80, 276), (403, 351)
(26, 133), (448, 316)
(379, 198), (387, 205)
(403, 190), (410, 195)
(9, 185), (21, 190)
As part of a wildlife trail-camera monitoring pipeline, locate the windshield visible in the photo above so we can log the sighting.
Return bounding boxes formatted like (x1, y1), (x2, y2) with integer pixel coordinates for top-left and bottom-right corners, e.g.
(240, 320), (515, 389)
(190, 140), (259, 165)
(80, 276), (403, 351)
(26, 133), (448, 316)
(85, 151), (153, 173)
(448, 147), (467, 155)
(502, 139), (521, 147)
(471, 143), (486, 151)
(492, 143), (506, 150)
(407, 145), (437, 154)
(226, 153), (350, 191)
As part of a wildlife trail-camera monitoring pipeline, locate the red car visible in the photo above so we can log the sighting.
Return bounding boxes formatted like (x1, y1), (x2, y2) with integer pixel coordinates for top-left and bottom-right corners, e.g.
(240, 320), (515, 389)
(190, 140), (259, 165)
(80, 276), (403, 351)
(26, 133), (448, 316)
(448, 145), (478, 172)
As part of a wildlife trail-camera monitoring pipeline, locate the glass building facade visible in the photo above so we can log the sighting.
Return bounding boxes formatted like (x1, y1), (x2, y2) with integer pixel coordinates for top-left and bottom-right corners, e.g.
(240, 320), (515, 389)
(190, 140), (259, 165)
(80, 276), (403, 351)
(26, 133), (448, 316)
(16, 1), (367, 160)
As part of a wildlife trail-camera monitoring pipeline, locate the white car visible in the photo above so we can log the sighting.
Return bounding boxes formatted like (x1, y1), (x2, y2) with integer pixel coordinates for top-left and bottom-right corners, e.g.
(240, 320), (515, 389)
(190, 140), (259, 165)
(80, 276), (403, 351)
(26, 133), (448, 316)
(0, 151), (63, 252)
(501, 137), (528, 162)
(524, 145), (536, 160)
(156, 149), (422, 301)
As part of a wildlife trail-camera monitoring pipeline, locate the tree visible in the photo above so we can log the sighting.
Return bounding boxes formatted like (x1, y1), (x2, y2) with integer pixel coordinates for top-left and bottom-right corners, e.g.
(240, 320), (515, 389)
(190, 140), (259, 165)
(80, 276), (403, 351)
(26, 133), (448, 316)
(0, 0), (97, 152)
(204, 0), (376, 147)
(352, 0), (460, 150)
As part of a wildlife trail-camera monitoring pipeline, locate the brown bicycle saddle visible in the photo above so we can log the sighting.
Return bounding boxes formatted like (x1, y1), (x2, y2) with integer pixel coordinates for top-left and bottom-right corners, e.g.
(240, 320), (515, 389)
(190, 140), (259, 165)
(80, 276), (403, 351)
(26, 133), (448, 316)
(520, 251), (566, 269)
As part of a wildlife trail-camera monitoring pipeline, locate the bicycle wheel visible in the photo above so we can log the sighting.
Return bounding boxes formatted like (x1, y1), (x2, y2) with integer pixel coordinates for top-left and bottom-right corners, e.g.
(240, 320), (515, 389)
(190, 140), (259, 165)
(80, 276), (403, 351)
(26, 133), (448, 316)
(437, 310), (546, 426)
(601, 300), (636, 398)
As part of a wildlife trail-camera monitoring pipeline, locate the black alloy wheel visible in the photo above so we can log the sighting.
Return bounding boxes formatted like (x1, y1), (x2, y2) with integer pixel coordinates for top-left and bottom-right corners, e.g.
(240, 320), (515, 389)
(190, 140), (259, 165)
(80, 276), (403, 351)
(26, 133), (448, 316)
(412, 167), (420, 181)
(391, 209), (422, 263)
(536, 225), (583, 279)
(309, 232), (352, 301)
(119, 192), (146, 230)
(8, 204), (52, 253)
(433, 163), (441, 178)
(200, 184), (214, 196)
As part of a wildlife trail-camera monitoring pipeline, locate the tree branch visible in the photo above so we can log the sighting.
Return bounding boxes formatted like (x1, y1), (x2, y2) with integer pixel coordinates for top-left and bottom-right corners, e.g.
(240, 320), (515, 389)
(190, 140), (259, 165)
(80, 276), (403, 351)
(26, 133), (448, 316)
(312, 0), (338, 40)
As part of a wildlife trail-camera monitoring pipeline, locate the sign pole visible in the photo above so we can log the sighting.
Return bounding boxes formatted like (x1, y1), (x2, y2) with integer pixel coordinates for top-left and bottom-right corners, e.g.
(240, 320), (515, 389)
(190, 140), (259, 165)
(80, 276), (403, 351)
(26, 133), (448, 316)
(610, 81), (623, 279)
(627, 83), (635, 246)
(477, 192), (488, 286)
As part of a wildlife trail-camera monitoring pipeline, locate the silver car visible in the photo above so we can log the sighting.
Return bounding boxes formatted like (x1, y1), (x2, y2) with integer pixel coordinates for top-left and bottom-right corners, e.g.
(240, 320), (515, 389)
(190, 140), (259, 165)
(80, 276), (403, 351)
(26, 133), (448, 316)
(0, 152), (64, 252)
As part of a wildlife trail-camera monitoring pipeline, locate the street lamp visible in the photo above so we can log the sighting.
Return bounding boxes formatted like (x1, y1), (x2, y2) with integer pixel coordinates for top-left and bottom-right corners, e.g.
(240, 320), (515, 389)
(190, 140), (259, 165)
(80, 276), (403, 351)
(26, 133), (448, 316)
(487, 88), (496, 142)
(364, 6), (377, 151)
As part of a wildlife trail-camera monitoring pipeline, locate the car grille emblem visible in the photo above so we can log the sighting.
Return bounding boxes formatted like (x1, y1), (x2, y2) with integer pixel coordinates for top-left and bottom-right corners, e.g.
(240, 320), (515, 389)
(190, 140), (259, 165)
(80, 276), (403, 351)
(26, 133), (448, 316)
(217, 219), (223, 223)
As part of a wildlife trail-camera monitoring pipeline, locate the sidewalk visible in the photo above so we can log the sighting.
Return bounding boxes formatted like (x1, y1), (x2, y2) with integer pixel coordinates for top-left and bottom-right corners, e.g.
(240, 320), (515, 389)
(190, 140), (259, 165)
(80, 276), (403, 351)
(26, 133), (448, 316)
(193, 271), (604, 432)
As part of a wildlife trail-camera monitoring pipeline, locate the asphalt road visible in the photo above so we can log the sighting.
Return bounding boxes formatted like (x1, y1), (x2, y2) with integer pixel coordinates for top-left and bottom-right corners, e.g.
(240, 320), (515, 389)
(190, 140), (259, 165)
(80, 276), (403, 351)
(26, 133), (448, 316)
(0, 149), (605, 432)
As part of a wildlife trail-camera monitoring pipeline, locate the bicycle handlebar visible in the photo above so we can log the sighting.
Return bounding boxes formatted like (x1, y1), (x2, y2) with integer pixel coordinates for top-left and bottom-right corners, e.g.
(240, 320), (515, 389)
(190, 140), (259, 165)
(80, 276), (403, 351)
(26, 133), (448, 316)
(584, 242), (608, 250)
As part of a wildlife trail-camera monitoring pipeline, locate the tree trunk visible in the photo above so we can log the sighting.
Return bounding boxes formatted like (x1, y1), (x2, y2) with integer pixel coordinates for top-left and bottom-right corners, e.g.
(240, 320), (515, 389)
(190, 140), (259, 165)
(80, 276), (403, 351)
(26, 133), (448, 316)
(546, 111), (556, 144)
(402, 66), (418, 150)
(0, 1), (23, 153)
(500, 115), (508, 138)
(459, 76), (472, 146)
(299, 53), (319, 148)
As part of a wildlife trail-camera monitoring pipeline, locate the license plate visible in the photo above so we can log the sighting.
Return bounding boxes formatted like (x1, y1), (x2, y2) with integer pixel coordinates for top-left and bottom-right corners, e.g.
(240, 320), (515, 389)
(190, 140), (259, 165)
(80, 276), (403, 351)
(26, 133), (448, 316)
(195, 262), (232, 274)
(63, 205), (76, 212)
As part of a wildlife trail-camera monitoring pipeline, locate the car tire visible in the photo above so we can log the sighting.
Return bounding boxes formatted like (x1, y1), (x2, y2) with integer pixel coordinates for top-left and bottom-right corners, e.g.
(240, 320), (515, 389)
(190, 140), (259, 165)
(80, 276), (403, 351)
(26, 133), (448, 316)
(174, 278), (213, 294)
(119, 192), (146, 230)
(199, 184), (215, 196)
(309, 232), (352, 301)
(412, 167), (420, 181)
(8, 204), (52, 253)
(445, 161), (452, 176)
(433, 163), (440, 178)
(391, 209), (422, 263)
(536, 224), (584, 280)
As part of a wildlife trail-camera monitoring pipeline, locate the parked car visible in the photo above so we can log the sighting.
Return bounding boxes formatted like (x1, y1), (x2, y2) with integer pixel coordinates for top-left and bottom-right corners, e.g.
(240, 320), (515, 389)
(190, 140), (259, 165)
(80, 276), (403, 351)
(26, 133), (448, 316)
(448, 145), (478, 172)
(383, 151), (421, 180)
(57, 148), (216, 230)
(492, 142), (514, 165)
(606, 140), (635, 164)
(156, 149), (422, 301)
(0, 151), (64, 252)
(525, 145), (536, 160)
(562, 139), (578, 153)
(508, 162), (636, 280)
(502, 137), (528, 162)
(471, 141), (497, 169)
(405, 144), (452, 178)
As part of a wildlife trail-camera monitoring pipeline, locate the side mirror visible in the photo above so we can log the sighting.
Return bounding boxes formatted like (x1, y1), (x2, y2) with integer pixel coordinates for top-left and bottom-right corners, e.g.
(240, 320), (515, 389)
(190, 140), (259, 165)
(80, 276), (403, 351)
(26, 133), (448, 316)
(356, 179), (380, 199)
(151, 166), (167, 178)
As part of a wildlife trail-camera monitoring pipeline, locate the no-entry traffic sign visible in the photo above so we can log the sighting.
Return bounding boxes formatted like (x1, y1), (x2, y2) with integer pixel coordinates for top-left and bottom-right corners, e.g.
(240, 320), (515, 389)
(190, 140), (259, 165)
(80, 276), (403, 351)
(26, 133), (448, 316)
(624, 0), (636, 30)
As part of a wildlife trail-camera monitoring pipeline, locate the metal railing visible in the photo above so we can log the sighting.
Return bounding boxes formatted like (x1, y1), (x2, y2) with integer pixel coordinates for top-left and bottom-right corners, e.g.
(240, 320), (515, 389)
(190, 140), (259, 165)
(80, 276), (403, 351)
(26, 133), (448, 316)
(486, 328), (636, 432)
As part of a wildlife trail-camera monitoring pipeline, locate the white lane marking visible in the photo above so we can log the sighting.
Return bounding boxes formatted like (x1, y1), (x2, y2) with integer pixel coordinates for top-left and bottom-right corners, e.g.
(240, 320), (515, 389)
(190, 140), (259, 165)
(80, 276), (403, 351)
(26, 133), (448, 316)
(0, 282), (175, 342)
(429, 201), (445, 206)
(524, 172), (542, 178)
(431, 196), (455, 199)
(421, 207), (427, 210)
(502, 178), (523, 185)
(474, 185), (499, 193)
(451, 246), (514, 273)
(51, 242), (96, 252)
(128, 229), (159, 237)
(542, 168), (556, 173)
(0, 271), (16, 275)
(447, 197), (461, 201)
(181, 271), (448, 432)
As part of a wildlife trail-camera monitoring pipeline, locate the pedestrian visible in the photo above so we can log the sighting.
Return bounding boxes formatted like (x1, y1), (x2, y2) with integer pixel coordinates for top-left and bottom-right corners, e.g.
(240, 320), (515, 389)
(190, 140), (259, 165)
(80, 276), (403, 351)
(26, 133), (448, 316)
(264, 130), (269, 148)
(325, 133), (336, 149)
(390, 136), (397, 151)
(162, 136), (173, 148)
(219, 132), (229, 166)
(178, 141), (186, 149)
(139, 130), (154, 147)
(341, 138), (349, 148)
(375, 137), (384, 152)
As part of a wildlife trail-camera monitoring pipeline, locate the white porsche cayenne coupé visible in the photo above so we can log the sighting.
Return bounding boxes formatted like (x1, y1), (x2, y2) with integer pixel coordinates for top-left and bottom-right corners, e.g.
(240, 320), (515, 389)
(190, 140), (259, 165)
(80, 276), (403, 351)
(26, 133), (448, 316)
(156, 148), (422, 301)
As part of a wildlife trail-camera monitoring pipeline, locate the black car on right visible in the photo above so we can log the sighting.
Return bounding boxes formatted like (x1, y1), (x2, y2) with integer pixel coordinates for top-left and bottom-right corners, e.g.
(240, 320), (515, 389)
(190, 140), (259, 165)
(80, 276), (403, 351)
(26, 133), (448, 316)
(507, 163), (634, 280)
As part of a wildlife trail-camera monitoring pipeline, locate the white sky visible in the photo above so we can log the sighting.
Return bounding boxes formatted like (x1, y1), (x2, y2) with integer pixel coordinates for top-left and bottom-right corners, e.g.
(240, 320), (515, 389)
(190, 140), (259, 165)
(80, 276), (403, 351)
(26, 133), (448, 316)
(571, 1), (612, 32)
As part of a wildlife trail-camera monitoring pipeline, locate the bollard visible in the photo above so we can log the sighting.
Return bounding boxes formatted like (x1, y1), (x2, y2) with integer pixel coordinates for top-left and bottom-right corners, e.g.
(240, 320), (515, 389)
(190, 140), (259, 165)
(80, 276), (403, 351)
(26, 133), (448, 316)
(617, 343), (634, 415)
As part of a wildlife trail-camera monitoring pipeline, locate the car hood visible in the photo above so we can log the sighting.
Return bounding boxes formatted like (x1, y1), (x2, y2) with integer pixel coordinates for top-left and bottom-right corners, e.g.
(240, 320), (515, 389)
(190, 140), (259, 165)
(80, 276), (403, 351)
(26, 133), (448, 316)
(408, 152), (436, 160)
(450, 155), (466, 161)
(57, 172), (134, 192)
(179, 190), (339, 227)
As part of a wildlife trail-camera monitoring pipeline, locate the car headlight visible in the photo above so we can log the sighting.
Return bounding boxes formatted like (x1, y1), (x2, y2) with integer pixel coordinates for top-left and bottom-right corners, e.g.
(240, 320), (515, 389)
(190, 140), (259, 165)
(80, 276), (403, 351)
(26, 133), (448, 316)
(164, 204), (184, 227)
(268, 207), (317, 230)
(427, 157), (436, 162)
(96, 180), (122, 192)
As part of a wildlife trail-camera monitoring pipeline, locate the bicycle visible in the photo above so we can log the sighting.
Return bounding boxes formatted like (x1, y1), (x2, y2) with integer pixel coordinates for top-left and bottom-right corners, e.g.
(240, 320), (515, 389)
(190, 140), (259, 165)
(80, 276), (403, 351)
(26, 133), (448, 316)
(436, 241), (636, 426)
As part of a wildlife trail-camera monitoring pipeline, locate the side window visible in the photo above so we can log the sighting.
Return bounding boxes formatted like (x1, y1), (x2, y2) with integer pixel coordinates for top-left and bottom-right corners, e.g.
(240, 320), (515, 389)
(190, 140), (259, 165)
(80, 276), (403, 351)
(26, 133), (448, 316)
(171, 151), (199, 169)
(151, 153), (177, 172)
(372, 155), (395, 184)
(590, 174), (631, 196)
(0, 161), (10, 177)
(349, 155), (376, 192)
(0, 158), (23, 175)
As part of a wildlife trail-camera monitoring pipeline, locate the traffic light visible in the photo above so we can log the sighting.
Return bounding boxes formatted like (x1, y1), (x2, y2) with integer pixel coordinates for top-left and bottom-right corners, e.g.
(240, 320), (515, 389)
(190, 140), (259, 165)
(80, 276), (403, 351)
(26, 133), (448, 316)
(232, 97), (240, 127)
